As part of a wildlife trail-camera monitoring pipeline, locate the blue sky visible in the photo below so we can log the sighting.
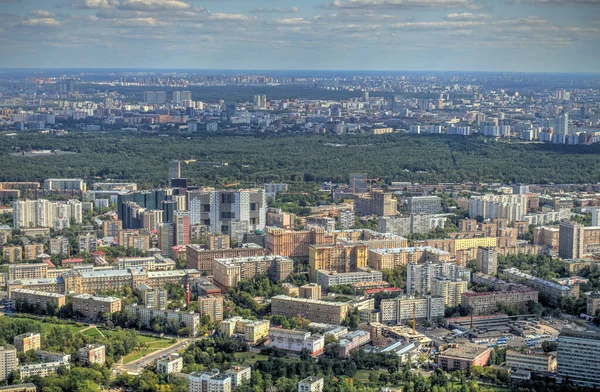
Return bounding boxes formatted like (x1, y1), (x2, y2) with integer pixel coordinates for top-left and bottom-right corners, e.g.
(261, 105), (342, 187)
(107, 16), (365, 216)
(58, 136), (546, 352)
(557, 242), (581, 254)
(0, 0), (599, 72)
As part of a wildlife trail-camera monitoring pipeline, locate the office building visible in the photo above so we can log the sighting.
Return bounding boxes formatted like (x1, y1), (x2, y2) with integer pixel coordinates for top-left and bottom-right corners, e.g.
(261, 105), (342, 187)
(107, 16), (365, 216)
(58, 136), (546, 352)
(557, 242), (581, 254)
(0, 346), (18, 382)
(220, 318), (270, 344)
(126, 304), (201, 337)
(14, 333), (41, 353)
(18, 361), (69, 379)
(316, 269), (383, 288)
(189, 370), (232, 392)
(265, 227), (330, 259)
(380, 295), (445, 324)
(71, 294), (122, 320)
(406, 196), (442, 215)
(225, 366), (251, 389)
(10, 289), (66, 313)
(367, 247), (451, 271)
(461, 288), (538, 315)
(337, 330), (371, 358)
(477, 247), (498, 275)
(506, 350), (556, 373)
(268, 329), (325, 355)
(186, 244), (264, 272)
(0, 384), (37, 392)
(187, 188), (266, 234)
(355, 191), (397, 216)
(213, 256), (293, 289)
(437, 346), (492, 372)
(156, 354), (183, 375)
(270, 295), (349, 325)
(557, 328), (600, 387)
(78, 344), (106, 365)
(13, 199), (82, 229)
(43, 179), (86, 192)
(198, 295), (224, 322)
(298, 376), (324, 392)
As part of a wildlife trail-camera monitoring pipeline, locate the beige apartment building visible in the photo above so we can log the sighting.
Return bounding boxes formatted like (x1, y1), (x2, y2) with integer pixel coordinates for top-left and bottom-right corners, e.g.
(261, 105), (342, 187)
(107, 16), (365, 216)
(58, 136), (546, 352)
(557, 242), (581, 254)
(308, 243), (368, 280)
(265, 227), (331, 259)
(213, 256), (293, 289)
(198, 295), (224, 322)
(14, 333), (41, 353)
(8, 264), (48, 280)
(461, 288), (539, 315)
(220, 317), (270, 344)
(10, 289), (66, 312)
(367, 247), (451, 271)
(185, 244), (264, 272)
(71, 294), (122, 320)
(270, 295), (349, 325)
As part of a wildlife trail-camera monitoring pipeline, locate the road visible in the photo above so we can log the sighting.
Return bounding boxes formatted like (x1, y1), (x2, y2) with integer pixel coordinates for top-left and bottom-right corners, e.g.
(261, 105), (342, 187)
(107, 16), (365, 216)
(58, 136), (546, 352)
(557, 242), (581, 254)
(113, 338), (194, 375)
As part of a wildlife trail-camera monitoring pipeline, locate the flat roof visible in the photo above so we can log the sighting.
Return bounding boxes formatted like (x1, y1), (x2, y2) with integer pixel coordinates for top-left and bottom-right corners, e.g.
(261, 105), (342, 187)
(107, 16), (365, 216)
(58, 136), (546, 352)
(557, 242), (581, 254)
(440, 345), (491, 360)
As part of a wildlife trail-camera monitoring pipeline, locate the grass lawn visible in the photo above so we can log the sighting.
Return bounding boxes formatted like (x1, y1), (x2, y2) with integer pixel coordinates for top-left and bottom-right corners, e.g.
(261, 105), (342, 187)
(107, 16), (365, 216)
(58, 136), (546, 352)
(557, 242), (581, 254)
(354, 369), (387, 383)
(81, 327), (104, 338)
(233, 352), (269, 366)
(122, 348), (157, 364)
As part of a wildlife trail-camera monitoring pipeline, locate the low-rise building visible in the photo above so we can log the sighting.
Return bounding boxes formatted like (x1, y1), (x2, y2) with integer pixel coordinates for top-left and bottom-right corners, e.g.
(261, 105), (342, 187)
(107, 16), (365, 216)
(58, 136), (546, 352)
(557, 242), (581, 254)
(186, 244), (264, 272)
(14, 333), (41, 353)
(156, 354), (183, 375)
(299, 283), (321, 300)
(225, 366), (251, 389)
(189, 370), (232, 392)
(337, 330), (371, 358)
(126, 304), (201, 337)
(11, 289), (66, 313)
(437, 346), (492, 372)
(461, 288), (539, 315)
(506, 350), (557, 373)
(35, 351), (70, 363)
(298, 376), (324, 392)
(268, 329), (325, 355)
(316, 269), (383, 288)
(77, 344), (106, 365)
(0, 383), (37, 392)
(71, 294), (121, 320)
(18, 361), (70, 379)
(503, 267), (578, 304)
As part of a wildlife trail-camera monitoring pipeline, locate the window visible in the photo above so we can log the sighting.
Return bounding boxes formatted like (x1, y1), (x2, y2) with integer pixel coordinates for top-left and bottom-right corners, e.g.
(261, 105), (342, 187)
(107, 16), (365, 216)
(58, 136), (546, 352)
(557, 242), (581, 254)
(250, 203), (258, 211)
(221, 212), (234, 219)
(202, 204), (211, 212)
(221, 194), (233, 204)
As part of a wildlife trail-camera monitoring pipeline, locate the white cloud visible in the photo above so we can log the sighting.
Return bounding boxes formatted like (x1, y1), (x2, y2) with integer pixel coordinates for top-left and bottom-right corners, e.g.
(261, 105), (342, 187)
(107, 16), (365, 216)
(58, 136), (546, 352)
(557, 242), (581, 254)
(119, 0), (191, 11)
(251, 7), (300, 14)
(323, 0), (481, 9)
(20, 18), (62, 27)
(271, 18), (311, 26)
(63, 0), (119, 9)
(445, 12), (489, 20)
(29, 10), (56, 18)
(108, 17), (169, 27)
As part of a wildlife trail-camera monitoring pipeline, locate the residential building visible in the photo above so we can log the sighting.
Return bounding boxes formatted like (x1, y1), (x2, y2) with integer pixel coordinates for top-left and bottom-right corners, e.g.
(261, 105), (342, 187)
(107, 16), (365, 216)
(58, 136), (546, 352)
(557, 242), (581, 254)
(503, 267), (578, 304)
(298, 376), (324, 392)
(380, 295), (445, 324)
(461, 288), (539, 315)
(187, 188), (266, 234)
(368, 247), (451, 271)
(158, 223), (174, 256)
(43, 179), (86, 192)
(116, 256), (176, 271)
(0, 346), (18, 382)
(0, 384), (37, 392)
(156, 354), (183, 375)
(587, 293), (600, 316)
(558, 328), (600, 387)
(265, 227), (331, 259)
(437, 346), (492, 372)
(212, 256), (293, 289)
(23, 245), (44, 261)
(559, 221), (584, 259)
(308, 243), (368, 280)
(198, 295), (224, 322)
(49, 237), (70, 257)
(78, 233), (97, 253)
(185, 244), (264, 272)
(13, 199), (82, 229)
(506, 350), (557, 373)
(533, 226), (560, 250)
(316, 269), (383, 288)
(126, 304), (201, 337)
(270, 295), (350, 325)
(406, 196), (442, 215)
(78, 344), (106, 365)
(468, 194), (528, 223)
(299, 283), (322, 300)
(337, 330), (371, 358)
(14, 333), (41, 353)
(266, 208), (295, 230)
(268, 329), (325, 355)
(477, 247), (498, 275)
(434, 278), (468, 307)
(71, 294), (122, 320)
(220, 317), (270, 344)
(355, 191), (397, 216)
(102, 220), (122, 237)
(406, 262), (470, 295)
(8, 264), (48, 280)
(136, 285), (168, 309)
(3, 246), (22, 263)
(173, 210), (190, 246)
(378, 214), (447, 236)
(225, 366), (251, 389)
(18, 361), (69, 378)
(34, 351), (70, 363)
(338, 209), (355, 229)
(188, 370), (232, 392)
(264, 183), (288, 199)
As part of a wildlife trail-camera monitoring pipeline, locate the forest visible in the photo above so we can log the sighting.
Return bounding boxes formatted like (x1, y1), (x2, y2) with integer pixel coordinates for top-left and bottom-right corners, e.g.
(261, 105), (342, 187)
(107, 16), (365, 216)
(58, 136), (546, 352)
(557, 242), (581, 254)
(1, 131), (600, 188)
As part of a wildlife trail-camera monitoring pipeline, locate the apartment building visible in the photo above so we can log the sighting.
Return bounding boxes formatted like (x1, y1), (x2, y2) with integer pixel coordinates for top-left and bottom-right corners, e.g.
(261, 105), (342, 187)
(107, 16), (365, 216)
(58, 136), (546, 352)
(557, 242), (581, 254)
(298, 376), (324, 392)
(212, 256), (293, 289)
(434, 278), (468, 307)
(185, 243), (264, 272)
(78, 233), (97, 253)
(316, 269), (383, 288)
(354, 191), (397, 217)
(461, 288), (539, 315)
(533, 226), (560, 250)
(406, 262), (471, 295)
(380, 295), (445, 324)
(333, 229), (407, 250)
(71, 294), (122, 320)
(35, 351), (71, 363)
(8, 264), (48, 280)
(378, 214), (447, 236)
(367, 247), (451, 271)
(156, 354), (183, 375)
(437, 346), (492, 372)
(225, 366), (251, 389)
(0, 346), (18, 382)
(187, 188), (266, 234)
(3, 246), (22, 263)
(268, 329), (325, 355)
(136, 285), (168, 309)
(299, 283), (322, 300)
(14, 333), (41, 353)
(406, 196), (442, 215)
(10, 289), (66, 312)
(477, 247), (498, 275)
(126, 304), (201, 337)
(102, 220), (123, 237)
(198, 295), (224, 322)
(116, 256), (176, 271)
(188, 370), (232, 392)
(220, 317), (270, 344)
(22, 245), (44, 261)
(337, 330), (371, 358)
(43, 178), (86, 192)
(558, 328), (600, 388)
(468, 194), (528, 223)
(270, 295), (349, 325)
(18, 361), (70, 379)
(49, 237), (70, 257)
(13, 199), (82, 229)
(503, 267), (578, 304)
(78, 344), (106, 365)
(308, 243), (368, 280)
(0, 384), (37, 392)
(265, 227), (331, 259)
(587, 293), (600, 316)
(266, 208), (295, 230)
(506, 350), (557, 373)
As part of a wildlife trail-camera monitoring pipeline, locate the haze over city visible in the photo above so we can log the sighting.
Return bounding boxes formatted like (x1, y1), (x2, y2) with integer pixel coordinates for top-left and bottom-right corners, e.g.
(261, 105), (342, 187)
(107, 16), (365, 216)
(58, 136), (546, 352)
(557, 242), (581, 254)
(1, 0), (599, 72)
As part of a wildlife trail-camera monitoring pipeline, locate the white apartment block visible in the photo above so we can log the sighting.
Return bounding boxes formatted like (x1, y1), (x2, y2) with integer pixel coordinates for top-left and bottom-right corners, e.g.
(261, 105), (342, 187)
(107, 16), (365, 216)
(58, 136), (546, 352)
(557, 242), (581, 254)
(156, 354), (183, 375)
(268, 329), (325, 355)
(18, 361), (70, 378)
(13, 199), (82, 229)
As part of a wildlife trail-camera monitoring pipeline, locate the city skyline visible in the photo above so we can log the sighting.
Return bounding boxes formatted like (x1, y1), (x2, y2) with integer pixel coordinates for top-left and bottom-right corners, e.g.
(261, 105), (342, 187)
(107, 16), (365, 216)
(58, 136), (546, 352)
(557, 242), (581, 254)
(0, 0), (599, 72)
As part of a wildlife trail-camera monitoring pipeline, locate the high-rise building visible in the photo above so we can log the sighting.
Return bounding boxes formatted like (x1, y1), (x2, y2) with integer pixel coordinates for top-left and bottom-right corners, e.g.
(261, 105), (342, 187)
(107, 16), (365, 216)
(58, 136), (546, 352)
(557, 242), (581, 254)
(477, 247), (498, 275)
(558, 329), (600, 388)
(198, 295), (224, 322)
(213, 256), (293, 289)
(78, 233), (97, 253)
(13, 199), (82, 229)
(380, 295), (445, 324)
(434, 278), (468, 307)
(158, 223), (174, 256)
(406, 262), (470, 296)
(168, 160), (180, 183)
(0, 346), (18, 381)
(173, 211), (190, 246)
(349, 173), (368, 193)
(143, 91), (167, 104)
(559, 221), (584, 259)
(299, 283), (322, 300)
(555, 112), (569, 135)
(406, 196), (442, 215)
(355, 191), (397, 216)
(102, 220), (122, 237)
(308, 243), (368, 280)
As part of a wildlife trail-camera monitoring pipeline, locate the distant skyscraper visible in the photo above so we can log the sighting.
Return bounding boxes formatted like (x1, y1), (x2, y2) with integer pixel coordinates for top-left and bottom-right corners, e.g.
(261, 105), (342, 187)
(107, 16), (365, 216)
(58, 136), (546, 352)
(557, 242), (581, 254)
(253, 95), (267, 109)
(144, 91), (167, 104)
(158, 223), (174, 256)
(169, 160), (180, 183)
(172, 91), (181, 105)
(173, 211), (190, 246)
(555, 113), (569, 135)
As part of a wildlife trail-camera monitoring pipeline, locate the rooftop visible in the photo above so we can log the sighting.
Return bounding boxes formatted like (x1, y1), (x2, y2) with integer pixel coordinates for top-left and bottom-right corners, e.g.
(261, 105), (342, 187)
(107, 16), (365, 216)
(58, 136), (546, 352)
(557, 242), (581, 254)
(440, 345), (491, 360)
(271, 295), (349, 306)
(369, 247), (450, 255)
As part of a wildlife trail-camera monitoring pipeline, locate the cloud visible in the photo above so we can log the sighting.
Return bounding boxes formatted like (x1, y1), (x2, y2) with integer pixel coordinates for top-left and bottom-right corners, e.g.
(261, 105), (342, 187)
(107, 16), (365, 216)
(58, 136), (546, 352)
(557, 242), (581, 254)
(28, 10), (56, 18)
(251, 7), (300, 14)
(209, 13), (253, 21)
(445, 12), (489, 20)
(20, 18), (62, 27)
(508, 0), (600, 4)
(391, 20), (484, 30)
(107, 17), (169, 27)
(118, 0), (191, 11)
(271, 18), (311, 26)
(62, 0), (119, 9)
(323, 0), (481, 9)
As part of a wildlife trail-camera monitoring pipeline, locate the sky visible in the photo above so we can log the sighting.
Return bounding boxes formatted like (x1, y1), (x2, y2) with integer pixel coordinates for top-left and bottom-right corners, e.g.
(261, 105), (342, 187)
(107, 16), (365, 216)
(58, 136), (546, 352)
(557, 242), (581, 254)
(0, 0), (599, 72)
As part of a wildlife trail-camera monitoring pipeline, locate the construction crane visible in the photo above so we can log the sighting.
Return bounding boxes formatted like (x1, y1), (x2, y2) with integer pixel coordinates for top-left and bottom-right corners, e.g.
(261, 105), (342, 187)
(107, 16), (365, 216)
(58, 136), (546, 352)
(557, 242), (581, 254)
(183, 159), (197, 164)
(224, 182), (240, 188)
